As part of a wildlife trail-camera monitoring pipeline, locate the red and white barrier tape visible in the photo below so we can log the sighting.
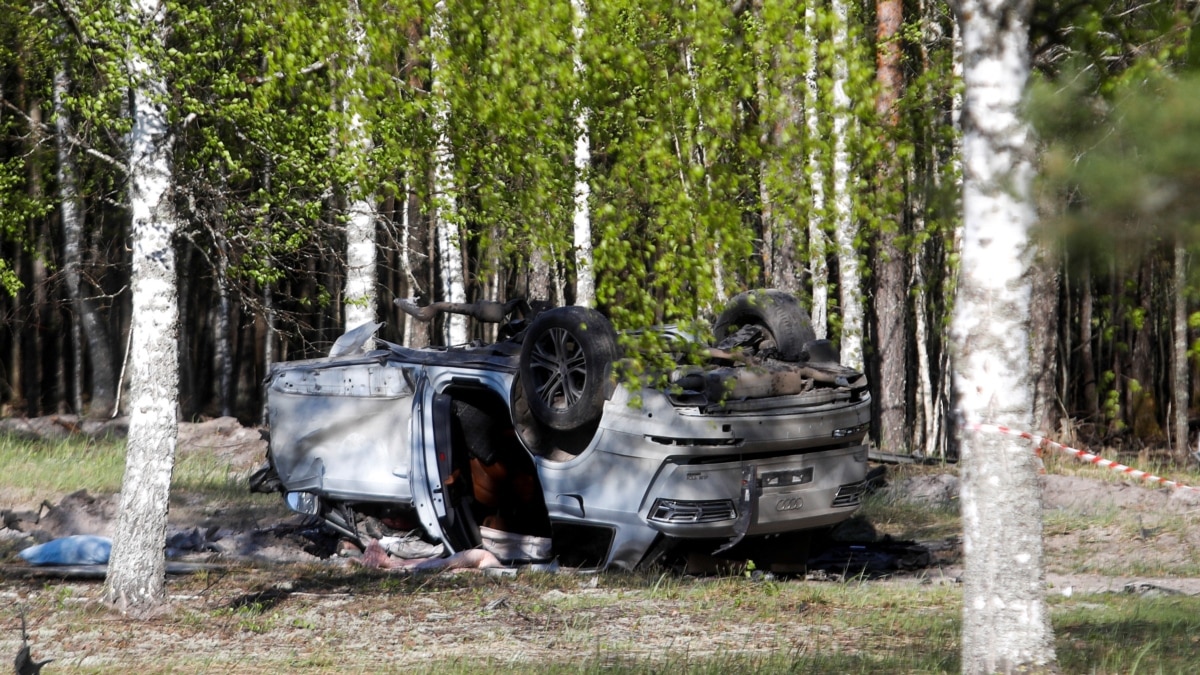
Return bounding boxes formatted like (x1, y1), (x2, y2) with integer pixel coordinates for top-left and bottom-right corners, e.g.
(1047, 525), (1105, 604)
(969, 423), (1199, 492)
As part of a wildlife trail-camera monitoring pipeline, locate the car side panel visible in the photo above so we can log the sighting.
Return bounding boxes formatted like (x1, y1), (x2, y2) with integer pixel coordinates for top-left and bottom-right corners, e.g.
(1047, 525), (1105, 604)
(267, 362), (416, 502)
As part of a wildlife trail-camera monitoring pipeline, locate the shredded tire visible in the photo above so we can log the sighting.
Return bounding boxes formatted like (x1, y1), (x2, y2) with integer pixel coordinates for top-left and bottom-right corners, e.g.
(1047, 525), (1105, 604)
(713, 290), (816, 362)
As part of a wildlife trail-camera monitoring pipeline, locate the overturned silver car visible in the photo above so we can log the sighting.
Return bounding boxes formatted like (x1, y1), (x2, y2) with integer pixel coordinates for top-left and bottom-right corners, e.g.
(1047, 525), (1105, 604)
(253, 290), (871, 570)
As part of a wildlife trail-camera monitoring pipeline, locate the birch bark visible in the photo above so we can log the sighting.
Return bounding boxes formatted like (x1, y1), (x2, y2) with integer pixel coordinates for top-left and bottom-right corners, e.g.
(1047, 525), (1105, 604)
(104, 0), (179, 612)
(830, 0), (861, 370)
(571, 0), (595, 308)
(804, 2), (828, 338)
(950, 0), (1057, 670)
(343, 1), (377, 332)
(431, 0), (468, 344)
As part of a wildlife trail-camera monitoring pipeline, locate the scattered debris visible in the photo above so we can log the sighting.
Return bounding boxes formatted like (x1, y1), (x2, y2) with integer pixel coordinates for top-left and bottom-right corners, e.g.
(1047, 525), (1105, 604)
(351, 539), (504, 573)
(166, 527), (224, 556)
(14, 607), (52, 675)
(1123, 582), (1185, 597)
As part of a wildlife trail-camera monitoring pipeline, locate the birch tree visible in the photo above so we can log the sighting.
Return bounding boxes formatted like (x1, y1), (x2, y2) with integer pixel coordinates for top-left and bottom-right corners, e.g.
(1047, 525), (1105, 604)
(104, 0), (180, 612)
(829, 0), (861, 370)
(804, 1), (828, 338)
(949, 0), (1057, 670)
(570, 0), (594, 308)
(430, 0), (467, 344)
(342, 0), (377, 331)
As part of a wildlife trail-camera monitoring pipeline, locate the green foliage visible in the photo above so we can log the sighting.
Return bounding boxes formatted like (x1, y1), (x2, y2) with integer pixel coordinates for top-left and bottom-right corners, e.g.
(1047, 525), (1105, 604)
(587, 0), (756, 329)
(0, 1), (58, 296)
(1035, 69), (1200, 254)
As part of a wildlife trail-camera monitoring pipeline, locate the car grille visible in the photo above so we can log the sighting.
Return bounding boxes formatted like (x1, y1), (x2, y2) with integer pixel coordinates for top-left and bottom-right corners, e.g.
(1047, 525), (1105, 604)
(831, 480), (866, 508)
(648, 498), (737, 524)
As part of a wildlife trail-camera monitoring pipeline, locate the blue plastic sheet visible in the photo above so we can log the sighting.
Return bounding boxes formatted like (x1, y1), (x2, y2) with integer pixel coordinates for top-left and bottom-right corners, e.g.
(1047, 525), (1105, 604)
(19, 535), (112, 566)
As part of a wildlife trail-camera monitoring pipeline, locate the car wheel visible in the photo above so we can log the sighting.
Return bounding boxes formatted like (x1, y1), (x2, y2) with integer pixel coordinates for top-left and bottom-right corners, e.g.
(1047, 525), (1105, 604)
(519, 306), (617, 431)
(713, 289), (816, 362)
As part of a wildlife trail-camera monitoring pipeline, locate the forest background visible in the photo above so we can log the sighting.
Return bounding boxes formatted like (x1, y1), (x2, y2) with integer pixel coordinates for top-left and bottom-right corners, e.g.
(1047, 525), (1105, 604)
(1, 0), (1198, 461)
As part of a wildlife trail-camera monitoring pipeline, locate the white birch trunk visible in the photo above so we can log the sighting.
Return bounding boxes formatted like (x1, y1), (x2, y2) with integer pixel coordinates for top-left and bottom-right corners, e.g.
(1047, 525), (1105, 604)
(104, 0), (179, 611)
(571, 0), (595, 308)
(950, 0), (1057, 670)
(431, 0), (468, 344)
(830, 0), (861, 370)
(343, 2), (377, 332)
(344, 199), (377, 330)
(804, 2), (828, 339)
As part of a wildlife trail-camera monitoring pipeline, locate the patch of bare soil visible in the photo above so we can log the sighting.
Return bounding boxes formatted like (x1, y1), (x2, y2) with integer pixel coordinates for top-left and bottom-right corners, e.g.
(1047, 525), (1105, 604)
(882, 471), (1200, 595)
(2, 417), (1200, 670)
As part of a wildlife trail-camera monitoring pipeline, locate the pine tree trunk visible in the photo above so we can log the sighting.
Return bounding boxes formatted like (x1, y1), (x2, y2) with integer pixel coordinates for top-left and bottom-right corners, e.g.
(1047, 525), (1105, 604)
(1029, 246), (1060, 435)
(951, 0), (1057, 670)
(104, 0), (179, 613)
(1079, 259), (1098, 419)
(214, 243), (233, 418)
(1173, 242), (1190, 460)
(874, 0), (908, 453)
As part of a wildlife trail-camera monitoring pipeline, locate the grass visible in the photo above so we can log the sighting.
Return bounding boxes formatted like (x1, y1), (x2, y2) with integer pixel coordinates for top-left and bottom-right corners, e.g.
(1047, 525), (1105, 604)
(3, 433), (1200, 672)
(0, 432), (267, 509)
(12, 566), (1197, 673)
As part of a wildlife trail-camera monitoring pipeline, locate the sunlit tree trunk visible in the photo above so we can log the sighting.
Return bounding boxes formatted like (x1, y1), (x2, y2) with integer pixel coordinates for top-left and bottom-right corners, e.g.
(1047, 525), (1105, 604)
(571, 0), (595, 308)
(830, 0), (861, 370)
(343, 1), (377, 332)
(804, 1), (828, 338)
(950, 0), (1057, 670)
(104, 0), (179, 612)
(431, 0), (467, 344)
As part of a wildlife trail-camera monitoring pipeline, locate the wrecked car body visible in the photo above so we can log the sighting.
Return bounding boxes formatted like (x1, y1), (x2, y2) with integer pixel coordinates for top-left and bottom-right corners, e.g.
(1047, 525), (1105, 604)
(254, 290), (871, 570)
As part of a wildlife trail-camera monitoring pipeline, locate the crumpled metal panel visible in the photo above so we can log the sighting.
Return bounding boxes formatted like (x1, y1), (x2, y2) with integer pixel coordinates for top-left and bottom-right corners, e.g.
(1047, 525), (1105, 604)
(267, 360), (416, 502)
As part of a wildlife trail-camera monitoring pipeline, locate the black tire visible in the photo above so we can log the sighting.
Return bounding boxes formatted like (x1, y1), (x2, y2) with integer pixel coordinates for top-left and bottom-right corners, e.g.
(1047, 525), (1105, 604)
(519, 306), (617, 431)
(713, 289), (816, 362)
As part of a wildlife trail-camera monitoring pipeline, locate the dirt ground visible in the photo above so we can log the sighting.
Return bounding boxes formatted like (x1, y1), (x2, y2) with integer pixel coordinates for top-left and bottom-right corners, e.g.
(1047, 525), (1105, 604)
(2, 416), (1200, 670)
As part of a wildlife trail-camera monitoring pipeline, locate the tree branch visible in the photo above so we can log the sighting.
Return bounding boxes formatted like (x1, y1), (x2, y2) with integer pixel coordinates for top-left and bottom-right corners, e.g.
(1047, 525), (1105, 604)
(3, 98), (127, 174)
